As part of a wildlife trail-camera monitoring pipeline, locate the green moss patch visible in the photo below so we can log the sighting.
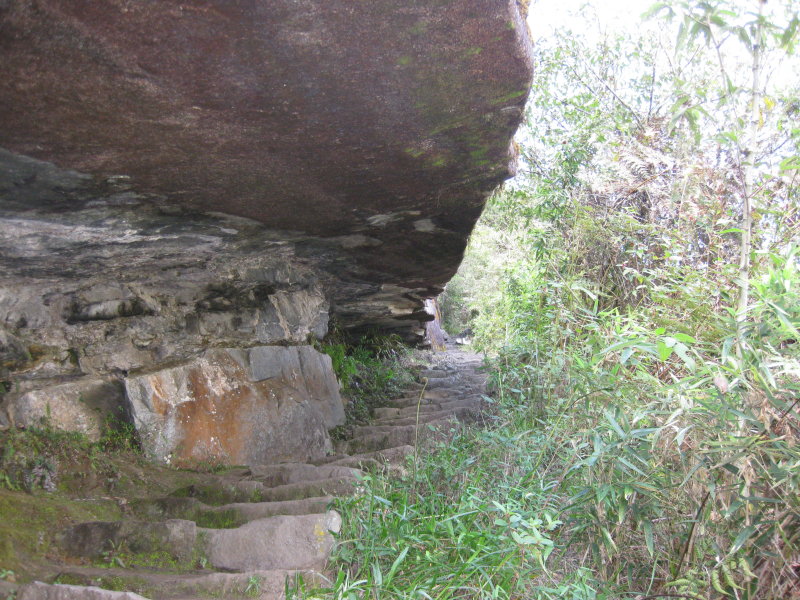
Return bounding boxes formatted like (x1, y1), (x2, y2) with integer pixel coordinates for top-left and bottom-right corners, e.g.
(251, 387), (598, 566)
(0, 489), (121, 576)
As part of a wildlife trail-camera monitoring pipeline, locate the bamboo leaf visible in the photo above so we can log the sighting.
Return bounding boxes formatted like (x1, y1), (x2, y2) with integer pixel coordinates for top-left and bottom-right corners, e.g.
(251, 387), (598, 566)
(384, 546), (409, 586)
(621, 346), (634, 364)
(642, 2), (671, 20)
(673, 343), (696, 372)
(656, 340), (674, 361)
(616, 456), (646, 476)
(371, 562), (383, 587)
(673, 333), (696, 344)
(605, 409), (627, 438)
(780, 15), (799, 49)
(643, 521), (654, 557)
(731, 525), (757, 554)
(736, 27), (752, 50)
(601, 526), (619, 553)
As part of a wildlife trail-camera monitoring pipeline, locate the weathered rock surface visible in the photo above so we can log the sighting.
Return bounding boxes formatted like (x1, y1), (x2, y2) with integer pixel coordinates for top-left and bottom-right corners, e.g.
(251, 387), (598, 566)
(247, 464), (360, 487)
(0, 0), (532, 250)
(131, 495), (335, 526)
(0, 378), (125, 440)
(18, 582), (148, 600)
(45, 568), (325, 600)
(124, 346), (343, 465)
(0, 160), (331, 386)
(0, 0), (533, 359)
(59, 519), (197, 562)
(201, 511), (341, 572)
(244, 345), (345, 429)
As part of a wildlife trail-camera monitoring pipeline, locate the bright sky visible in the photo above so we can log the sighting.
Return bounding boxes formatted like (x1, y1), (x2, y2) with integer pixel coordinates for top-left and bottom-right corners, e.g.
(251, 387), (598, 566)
(527, 0), (797, 36)
(528, 0), (648, 40)
(526, 0), (800, 94)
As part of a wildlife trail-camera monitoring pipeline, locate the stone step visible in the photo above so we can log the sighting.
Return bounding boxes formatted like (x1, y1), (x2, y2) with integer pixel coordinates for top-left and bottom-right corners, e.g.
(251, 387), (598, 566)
(59, 519), (198, 565)
(425, 377), (486, 392)
(246, 463), (362, 487)
(381, 396), (440, 409)
(375, 397), (482, 419)
(60, 511), (340, 573)
(165, 568), (326, 599)
(462, 373), (489, 381)
(372, 406), (402, 419)
(373, 406), (481, 427)
(422, 389), (483, 402)
(170, 476), (358, 505)
(311, 454), (382, 472)
(201, 511), (341, 572)
(314, 445), (414, 470)
(169, 481), (265, 506)
(403, 382), (426, 391)
(257, 478), (359, 503)
(385, 393), (482, 409)
(333, 422), (459, 455)
(370, 414), (456, 428)
(18, 581), (149, 599)
(220, 497), (333, 524)
(351, 423), (421, 437)
(417, 369), (452, 378)
(131, 496), (333, 528)
(335, 427), (415, 455)
(423, 376), (460, 388)
(46, 567), (326, 599)
(374, 406), (405, 419)
(333, 444), (416, 468)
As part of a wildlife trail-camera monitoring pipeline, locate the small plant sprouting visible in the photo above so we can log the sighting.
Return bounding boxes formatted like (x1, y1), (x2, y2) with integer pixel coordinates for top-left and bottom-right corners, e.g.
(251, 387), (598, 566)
(100, 540), (127, 569)
(243, 574), (262, 597)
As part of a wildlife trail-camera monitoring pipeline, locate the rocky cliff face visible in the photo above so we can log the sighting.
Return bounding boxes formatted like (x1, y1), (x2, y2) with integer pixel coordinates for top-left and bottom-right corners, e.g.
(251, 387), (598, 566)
(0, 0), (533, 463)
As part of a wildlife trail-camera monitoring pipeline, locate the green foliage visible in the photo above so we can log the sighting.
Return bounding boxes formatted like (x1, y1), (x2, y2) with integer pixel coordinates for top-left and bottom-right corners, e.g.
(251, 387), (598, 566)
(318, 332), (415, 429)
(244, 575), (262, 598)
(98, 540), (127, 569)
(0, 421), (141, 493)
(324, 426), (565, 600)
(437, 2), (800, 598)
(96, 419), (142, 454)
(439, 189), (798, 598)
(192, 508), (241, 529)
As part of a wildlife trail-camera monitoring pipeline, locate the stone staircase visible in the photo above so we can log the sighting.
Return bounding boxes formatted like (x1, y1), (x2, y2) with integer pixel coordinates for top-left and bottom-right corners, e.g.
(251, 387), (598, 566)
(14, 350), (488, 600)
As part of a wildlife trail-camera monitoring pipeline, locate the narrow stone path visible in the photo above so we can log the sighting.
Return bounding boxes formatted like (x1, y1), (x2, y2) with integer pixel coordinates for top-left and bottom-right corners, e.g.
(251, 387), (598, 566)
(16, 349), (487, 600)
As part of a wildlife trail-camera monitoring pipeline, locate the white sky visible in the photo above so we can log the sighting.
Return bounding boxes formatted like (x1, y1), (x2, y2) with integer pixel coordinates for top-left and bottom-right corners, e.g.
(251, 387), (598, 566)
(527, 0), (647, 40)
(525, 0), (800, 94)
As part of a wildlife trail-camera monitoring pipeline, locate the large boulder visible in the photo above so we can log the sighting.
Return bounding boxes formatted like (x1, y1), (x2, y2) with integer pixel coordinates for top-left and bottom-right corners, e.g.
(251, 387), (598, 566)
(0, 0), (533, 449)
(124, 346), (344, 465)
(0, 0), (533, 342)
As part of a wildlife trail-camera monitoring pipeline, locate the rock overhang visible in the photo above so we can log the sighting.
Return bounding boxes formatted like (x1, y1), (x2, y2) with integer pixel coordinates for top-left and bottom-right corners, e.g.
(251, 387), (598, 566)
(0, 0), (533, 340)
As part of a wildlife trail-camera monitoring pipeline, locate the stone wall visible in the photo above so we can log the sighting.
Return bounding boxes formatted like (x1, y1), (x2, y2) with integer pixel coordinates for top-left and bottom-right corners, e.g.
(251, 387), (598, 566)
(0, 152), (345, 463)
